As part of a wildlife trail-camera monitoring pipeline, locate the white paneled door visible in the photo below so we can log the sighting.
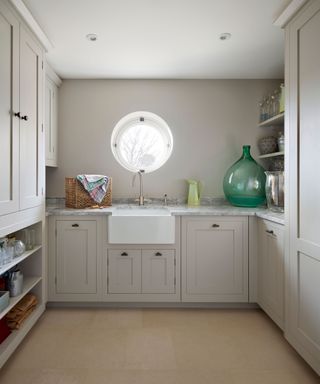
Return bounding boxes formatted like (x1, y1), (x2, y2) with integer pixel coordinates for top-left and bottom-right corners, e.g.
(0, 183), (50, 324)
(286, 0), (320, 375)
(19, 26), (43, 210)
(142, 250), (175, 294)
(0, 3), (19, 215)
(107, 250), (141, 293)
(182, 217), (248, 302)
(56, 220), (97, 294)
(258, 219), (284, 329)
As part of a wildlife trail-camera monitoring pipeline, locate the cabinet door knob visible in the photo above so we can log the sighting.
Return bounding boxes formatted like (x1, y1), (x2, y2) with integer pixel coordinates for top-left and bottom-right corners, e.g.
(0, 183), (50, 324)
(212, 224), (220, 228)
(71, 223), (79, 227)
(21, 115), (28, 121)
(266, 229), (275, 236)
(121, 252), (128, 256)
(14, 112), (21, 118)
(155, 252), (162, 256)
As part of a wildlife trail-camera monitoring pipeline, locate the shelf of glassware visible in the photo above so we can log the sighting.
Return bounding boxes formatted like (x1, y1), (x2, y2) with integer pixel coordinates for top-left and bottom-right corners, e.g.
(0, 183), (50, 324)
(259, 151), (284, 159)
(258, 112), (284, 127)
(0, 245), (42, 276)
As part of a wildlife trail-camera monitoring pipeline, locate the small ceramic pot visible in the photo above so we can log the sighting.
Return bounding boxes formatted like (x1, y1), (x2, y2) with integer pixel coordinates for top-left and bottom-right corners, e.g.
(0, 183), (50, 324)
(258, 136), (278, 155)
(270, 156), (284, 171)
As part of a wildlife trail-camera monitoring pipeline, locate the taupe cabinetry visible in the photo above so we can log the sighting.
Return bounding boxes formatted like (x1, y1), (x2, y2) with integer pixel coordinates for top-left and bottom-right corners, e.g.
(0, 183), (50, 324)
(45, 64), (61, 167)
(257, 219), (284, 329)
(182, 216), (248, 302)
(0, 2), (44, 216)
(107, 249), (176, 294)
(108, 249), (141, 294)
(48, 217), (102, 301)
(285, 0), (320, 374)
(0, 3), (19, 215)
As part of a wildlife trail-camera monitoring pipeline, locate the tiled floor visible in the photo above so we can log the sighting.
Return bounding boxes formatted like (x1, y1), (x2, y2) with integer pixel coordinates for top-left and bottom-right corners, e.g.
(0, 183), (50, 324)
(0, 308), (319, 383)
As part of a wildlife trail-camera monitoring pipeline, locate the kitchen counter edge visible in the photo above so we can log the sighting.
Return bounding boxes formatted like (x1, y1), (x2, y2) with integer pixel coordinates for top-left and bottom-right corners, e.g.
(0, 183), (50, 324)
(46, 205), (284, 225)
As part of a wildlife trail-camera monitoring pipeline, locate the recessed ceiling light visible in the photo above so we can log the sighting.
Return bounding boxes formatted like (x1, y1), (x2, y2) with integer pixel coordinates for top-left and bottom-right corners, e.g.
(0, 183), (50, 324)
(219, 33), (231, 41)
(86, 33), (98, 42)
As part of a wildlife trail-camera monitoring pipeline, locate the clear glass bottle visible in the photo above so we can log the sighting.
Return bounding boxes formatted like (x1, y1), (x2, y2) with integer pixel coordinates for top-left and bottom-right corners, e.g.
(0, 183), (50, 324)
(279, 83), (285, 113)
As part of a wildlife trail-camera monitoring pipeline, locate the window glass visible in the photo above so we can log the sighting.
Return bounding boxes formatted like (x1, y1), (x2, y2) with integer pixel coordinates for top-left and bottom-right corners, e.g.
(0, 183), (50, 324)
(111, 111), (173, 173)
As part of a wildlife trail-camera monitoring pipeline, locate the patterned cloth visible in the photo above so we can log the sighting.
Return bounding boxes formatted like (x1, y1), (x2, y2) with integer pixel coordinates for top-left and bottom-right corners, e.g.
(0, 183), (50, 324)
(76, 175), (109, 204)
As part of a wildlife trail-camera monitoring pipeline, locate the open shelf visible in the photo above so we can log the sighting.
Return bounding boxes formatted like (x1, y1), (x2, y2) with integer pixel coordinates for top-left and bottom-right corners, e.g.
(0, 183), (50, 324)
(0, 245), (42, 275)
(259, 151), (285, 159)
(0, 304), (45, 367)
(0, 276), (42, 320)
(259, 112), (284, 127)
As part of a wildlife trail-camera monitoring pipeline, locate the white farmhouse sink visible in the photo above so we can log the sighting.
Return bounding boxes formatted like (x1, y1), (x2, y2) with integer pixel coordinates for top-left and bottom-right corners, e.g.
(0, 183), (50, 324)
(108, 207), (175, 244)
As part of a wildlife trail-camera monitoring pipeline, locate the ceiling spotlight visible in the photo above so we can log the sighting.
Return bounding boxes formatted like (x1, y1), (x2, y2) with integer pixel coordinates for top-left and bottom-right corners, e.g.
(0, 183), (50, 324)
(219, 33), (232, 41)
(86, 33), (98, 42)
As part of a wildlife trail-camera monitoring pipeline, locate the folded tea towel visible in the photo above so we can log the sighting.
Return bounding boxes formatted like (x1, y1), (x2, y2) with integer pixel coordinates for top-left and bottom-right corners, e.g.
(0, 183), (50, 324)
(77, 175), (110, 204)
(6, 293), (38, 330)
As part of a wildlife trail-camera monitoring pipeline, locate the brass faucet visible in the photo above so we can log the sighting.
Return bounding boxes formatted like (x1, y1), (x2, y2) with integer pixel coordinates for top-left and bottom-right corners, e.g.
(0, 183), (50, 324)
(132, 170), (145, 205)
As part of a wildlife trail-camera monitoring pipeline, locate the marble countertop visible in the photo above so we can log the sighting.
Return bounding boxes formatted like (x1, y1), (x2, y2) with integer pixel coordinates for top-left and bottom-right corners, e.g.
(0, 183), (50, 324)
(46, 201), (285, 225)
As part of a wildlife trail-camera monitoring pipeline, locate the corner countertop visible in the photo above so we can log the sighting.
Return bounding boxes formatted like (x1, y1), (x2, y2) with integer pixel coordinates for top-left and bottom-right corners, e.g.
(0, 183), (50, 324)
(46, 202), (285, 225)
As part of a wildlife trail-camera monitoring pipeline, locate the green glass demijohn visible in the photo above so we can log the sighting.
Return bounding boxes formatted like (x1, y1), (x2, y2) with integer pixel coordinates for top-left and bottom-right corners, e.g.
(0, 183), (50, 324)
(223, 145), (266, 207)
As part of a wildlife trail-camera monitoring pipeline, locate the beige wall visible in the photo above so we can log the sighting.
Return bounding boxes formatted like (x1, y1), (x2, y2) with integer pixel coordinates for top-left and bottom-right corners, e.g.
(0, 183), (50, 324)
(46, 79), (280, 199)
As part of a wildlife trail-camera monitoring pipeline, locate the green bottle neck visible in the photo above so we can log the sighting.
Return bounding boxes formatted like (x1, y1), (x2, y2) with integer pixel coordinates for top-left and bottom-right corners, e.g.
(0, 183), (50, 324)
(242, 145), (252, 159)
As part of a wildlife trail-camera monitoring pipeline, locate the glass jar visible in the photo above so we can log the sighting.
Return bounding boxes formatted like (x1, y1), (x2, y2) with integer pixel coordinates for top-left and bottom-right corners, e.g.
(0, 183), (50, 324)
(265, 171), (284, 212)
(223, 145), (266, 207)
(278, 133), (285, 152)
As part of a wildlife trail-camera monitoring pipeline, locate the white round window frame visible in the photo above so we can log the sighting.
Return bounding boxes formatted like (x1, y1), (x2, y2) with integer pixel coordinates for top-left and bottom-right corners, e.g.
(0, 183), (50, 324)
(111, 111), (173, 173)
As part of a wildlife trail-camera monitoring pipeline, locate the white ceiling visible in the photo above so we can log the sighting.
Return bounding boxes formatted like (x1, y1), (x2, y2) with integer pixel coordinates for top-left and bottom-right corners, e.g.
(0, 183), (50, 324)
(23, 0), (290, 79)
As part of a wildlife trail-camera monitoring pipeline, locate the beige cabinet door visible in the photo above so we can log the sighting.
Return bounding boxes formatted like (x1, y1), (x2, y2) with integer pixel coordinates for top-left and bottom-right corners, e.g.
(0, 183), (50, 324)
(108, 250), (141, 293)
(19, 26), (43, 210)
(0, 3), (19, 216)
(45, 77), (58, 166)
(286, 0), (320, 374)
(56, 220), (97, 294)
(142, 250), (175, 294)
(258, 219), (284, 329)
(182, 217), (248, 302)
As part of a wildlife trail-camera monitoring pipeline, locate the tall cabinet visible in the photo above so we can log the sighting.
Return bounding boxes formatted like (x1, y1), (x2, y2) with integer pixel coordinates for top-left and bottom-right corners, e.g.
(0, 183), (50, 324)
(285, 0), (320, 375)
(0, 1), (44, 216)
(0, 0), (45, 369)
(45, 63), (61, 167)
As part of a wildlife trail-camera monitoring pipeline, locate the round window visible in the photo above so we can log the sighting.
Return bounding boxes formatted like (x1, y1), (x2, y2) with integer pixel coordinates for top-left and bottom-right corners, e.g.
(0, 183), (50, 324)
(111, 111), (173, 173)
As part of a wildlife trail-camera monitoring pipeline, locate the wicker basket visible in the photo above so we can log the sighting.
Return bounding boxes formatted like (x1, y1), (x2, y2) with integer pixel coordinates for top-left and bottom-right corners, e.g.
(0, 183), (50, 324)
(65, 177), (112, 208)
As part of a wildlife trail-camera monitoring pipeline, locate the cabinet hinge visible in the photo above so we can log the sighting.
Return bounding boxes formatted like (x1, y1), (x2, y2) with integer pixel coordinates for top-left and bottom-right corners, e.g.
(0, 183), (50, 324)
(54, 276), (57, 285)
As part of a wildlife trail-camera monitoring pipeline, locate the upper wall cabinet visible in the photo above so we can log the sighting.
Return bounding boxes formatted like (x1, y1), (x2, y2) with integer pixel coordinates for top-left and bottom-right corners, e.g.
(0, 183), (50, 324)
(0, 2), (44, 216)
(45, 64), (61, 167)
(0, 3), (19, 215)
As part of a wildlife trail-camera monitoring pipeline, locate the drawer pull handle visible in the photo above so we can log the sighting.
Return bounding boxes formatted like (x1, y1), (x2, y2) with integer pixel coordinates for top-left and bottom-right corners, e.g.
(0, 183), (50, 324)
(14, 112), (21, 118)
(72, 223), (79, 227)
(21, 115), (28, 121)
(212, 224), (220, 228)
(121, 252), (128, 256)
(155, 252), (162, 256)
(266, 230), (275, 236)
